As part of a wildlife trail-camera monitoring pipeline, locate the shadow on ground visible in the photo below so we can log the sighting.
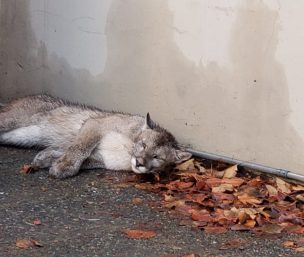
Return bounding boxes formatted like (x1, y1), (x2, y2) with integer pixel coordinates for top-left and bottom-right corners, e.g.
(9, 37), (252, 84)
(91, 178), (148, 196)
(0, 147), (301, 257)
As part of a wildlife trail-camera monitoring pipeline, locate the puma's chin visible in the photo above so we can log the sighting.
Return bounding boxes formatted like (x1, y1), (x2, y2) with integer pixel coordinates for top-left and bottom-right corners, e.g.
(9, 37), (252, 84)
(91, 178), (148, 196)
(131, 163), (153, 174)
(131, 157), (153, 174)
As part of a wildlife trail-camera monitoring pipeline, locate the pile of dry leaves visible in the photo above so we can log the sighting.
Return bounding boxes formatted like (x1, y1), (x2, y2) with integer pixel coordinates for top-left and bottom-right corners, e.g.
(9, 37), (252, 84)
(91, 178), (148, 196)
(132, 159), (304, 236)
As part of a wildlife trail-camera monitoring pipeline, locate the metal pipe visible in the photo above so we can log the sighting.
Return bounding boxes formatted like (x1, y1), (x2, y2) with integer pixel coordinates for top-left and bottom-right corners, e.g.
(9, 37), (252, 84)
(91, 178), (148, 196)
(188, 149), (304, 183)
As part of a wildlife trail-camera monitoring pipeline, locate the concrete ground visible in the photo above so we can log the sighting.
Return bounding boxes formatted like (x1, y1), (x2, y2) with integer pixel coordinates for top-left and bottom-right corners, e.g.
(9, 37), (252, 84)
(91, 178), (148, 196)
(0, 146), (302, 257)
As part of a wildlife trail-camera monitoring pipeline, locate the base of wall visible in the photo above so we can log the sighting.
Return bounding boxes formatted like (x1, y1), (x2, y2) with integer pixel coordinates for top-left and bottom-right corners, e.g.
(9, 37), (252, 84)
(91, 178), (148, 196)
(188, 149), (304, 183)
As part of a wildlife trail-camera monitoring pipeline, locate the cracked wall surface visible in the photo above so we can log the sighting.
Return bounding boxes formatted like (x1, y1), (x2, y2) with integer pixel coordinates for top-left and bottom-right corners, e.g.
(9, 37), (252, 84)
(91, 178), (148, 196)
(1, 0), (304, 175)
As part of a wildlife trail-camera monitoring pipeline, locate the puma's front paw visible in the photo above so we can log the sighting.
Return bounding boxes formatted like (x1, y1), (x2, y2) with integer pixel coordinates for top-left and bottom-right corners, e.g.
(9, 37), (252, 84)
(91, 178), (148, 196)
(32, 148), (63, 169)
(49, 157), (81, 179)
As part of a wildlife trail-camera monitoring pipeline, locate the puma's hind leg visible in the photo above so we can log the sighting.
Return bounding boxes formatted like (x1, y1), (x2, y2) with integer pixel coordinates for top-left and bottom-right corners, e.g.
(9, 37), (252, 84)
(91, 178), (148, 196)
(0, 95), (63, 132)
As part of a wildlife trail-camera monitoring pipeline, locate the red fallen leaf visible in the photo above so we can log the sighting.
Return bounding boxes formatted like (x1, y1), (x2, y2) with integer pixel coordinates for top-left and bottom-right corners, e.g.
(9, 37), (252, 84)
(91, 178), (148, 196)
(196, 180), (206, 190)
(247, 177), (263, 187)
(190, 209), (213, 222)
(20, 164), (35, 174)
(33, 219), (41, 225)
(16, 238), (43, 249)
(205, 178), (222, 187)
(123, 229), (156, 239)
(204, 226), (228, 234)
(176, 181), (194, 190)
(186, 194), (209, 205)
(230, 224), (251, 231)
(166, 181), (193, 190)
(220, 238), (248, 250)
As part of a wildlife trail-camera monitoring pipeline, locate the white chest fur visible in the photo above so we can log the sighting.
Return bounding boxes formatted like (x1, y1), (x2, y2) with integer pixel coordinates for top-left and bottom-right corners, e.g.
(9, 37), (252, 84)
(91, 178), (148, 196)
(97, 132), (133, 170)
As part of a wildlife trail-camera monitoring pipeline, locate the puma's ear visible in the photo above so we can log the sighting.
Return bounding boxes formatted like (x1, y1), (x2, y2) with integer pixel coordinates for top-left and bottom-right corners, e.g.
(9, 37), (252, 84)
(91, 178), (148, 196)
(144, 113), (156, 129)
(174, 149), (192, 163)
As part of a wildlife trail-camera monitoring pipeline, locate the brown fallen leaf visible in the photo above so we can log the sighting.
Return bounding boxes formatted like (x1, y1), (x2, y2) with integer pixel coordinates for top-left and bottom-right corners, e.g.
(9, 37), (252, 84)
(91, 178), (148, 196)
(265, 184), (278, 197)
(296, 194), (304, 202)
(206, 177), (244, 187)
(223, 165), (238, 179)
(132, 198), (143, 205)
(130, 156), (304, 236)
(135, 183), (161, 190)
(295, 247), (304, 252)
(123, 229), (156, 239)
(283, 239), (304, 252)
(244, 219), (256, 228)
(212, 184), (234, 193)
(176, 159), (195, 171)
(276, 178), (291, 194)
(295, 238), (304, 246)
(283, 240), (295, 248)
(282, 224), (304, 234)
(220, 238), (248, 250)
(237, 193), (263, 205)
(204, 226), (227, 234)
(255, 224), (283, 235)
(16, 238), (43, 249)
(292, 185), (304, 191)
(164, 199), (186, 209)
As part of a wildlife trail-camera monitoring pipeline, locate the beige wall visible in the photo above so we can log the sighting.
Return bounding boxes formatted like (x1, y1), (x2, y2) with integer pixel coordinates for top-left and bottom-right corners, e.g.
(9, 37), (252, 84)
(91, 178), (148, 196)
(1, 0), (304, 175)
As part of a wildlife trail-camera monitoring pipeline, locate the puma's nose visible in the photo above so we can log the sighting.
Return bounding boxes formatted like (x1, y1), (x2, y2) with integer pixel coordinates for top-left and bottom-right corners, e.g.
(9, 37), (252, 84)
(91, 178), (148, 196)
(136, 158), (144, 167)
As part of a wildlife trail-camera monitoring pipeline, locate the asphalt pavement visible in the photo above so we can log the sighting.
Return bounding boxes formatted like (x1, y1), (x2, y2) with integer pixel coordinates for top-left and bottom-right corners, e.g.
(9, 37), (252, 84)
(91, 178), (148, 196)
(0, 146), (302, 257)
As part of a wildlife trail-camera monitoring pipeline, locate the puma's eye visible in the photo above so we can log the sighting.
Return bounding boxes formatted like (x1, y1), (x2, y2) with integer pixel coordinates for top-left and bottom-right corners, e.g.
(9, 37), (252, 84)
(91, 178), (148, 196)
(153, 155), (158, 159)
(142, 142), (147, 149)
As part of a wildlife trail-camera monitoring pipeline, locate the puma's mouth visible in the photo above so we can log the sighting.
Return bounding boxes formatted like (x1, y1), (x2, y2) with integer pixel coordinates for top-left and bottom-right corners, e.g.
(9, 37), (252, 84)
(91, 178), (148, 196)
(131, 157), (154, 174)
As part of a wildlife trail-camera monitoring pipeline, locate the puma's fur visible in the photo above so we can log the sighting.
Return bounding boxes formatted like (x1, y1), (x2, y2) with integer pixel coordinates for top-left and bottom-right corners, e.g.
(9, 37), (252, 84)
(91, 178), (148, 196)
(0, 95), (191, 178)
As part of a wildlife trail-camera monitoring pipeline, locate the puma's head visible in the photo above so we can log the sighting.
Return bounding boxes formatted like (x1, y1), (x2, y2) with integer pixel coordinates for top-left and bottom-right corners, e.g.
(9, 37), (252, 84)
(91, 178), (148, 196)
(131, 113), (192, 174)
